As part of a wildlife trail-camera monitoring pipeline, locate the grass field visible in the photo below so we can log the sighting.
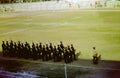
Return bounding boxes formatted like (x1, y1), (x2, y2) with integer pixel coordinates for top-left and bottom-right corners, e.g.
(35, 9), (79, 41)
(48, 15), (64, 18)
(0, 10), (120, 61)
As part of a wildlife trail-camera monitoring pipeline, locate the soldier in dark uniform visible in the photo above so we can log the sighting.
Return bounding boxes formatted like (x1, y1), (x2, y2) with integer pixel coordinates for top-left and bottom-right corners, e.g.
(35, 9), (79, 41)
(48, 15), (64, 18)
(17, 41), (21, 58)
(67, 45), (73, 62)
(32, 42), (37, 60)
(46, 44), (50, 61)
(24, 42), (29, 59)
(42, 45), (47, 61)
(53, 46), (58, 62)
(13, 42), (17, 57)
(39, 42), (42, 49)
(25, 42), (31, 58)
(36, 43), (39, 59)
(38, 42), (42, 59)
(2, 41), (6, 56)
(27, 43), (31, 58)
(60, 41), (64, 50)
(9, 40), (14, 57)
(49, 43), (53, 60)
(71, 44), (76, 60)
(25, 41), (29, 47)
(6, 41), (10, 57)
(57, 45), (62, 61)
(64, 47), (70, 63)
(20, 43), (24, 58)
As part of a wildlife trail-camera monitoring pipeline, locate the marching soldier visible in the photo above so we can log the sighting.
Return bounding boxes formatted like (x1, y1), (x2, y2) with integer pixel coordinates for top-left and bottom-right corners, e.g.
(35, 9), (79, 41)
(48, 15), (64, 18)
(57, 45), (62, 61)
(36, 43), (39, 59)
(24, 43), (29, 59)
(2, 41), (6, 56)
(39, 42), (42, 49)
(67, 45), (73, 62)
(38, 42), (42, 59)
(53, 46), (57, 62)
(6, 41), (10, 57)
(32, 42), (37, 60)
(9, 40), (14, 57)
(20, 43), (24, 58)
(17, 41), (21, 58)
(13, 42), (17, 57)
(71, 44), (76, 60)
(46, 44), (50, 60)
(64, 47), (70, 63)
(42, 45), (47, 61)
(49, 43), (53, 59)
(60, 41), (64, 50)
(28, 43), (31, 58)
(25, 42), (28, 47)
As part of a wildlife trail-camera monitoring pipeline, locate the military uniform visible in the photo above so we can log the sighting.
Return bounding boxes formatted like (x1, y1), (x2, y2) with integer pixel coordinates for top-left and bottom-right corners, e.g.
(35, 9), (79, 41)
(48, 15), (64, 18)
(2, 41), (6, 56)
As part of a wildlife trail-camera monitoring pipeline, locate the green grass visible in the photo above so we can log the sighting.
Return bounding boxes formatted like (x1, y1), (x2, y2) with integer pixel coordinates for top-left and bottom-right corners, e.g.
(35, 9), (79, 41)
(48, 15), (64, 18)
(0, 10), (120, 61)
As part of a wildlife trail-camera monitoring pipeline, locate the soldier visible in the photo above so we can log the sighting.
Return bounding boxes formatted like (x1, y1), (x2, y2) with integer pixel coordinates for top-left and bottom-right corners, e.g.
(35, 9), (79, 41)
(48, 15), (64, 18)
(20, 43), (24, 58)
(38, 42), (42, 59)
(36, 43), (39, 59)
(24, 43), (29, 59)
(26, 42), (31, 58)
(17, 41), (21, 58)
(9, 40), (14, 57)
(71, 44), (76, 60)
(67, 45), (73, 62)
(6, 41), (10, 57)
(2, 41), (6, 56)
(53, 46), (58, 62)
(64, 47), (70, 63)
(42, 45), (47, 61)
(32, 42), (37, 60)
(46, 44), (50, 60)
(13, 42), (17, 57)
(27, 43), (31, 58)
(49, 43), (53, 59)
(39, 42), (42, 49)
(57, 45), (62, 61)
(60, 41), (64, 50)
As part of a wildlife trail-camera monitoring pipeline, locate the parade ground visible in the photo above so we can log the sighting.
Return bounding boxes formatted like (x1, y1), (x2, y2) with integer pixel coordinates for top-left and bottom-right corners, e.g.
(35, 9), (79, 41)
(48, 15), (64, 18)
(0, 0), (120, 78)
(0, 9), (120, 61)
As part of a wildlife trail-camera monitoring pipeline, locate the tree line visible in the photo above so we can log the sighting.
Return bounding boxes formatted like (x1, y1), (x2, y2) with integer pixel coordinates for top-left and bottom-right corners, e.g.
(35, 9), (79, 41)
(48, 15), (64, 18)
(0, 0), (53, 4)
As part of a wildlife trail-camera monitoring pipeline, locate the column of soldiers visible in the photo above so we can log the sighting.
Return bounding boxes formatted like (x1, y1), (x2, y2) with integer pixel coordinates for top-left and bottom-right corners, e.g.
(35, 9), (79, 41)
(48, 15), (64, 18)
(1, 40), (77, 63)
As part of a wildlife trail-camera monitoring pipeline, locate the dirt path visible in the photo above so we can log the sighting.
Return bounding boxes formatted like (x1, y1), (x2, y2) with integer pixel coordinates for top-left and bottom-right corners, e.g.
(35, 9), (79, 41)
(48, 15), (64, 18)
(0, 52), (120, 78)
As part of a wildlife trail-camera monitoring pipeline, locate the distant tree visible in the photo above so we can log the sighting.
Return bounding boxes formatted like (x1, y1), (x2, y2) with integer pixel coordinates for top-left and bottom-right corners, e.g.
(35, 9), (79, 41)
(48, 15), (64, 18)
(0, 0), (52, 3)
(104, 0), (112, 7)
(0, 0), (17, 3)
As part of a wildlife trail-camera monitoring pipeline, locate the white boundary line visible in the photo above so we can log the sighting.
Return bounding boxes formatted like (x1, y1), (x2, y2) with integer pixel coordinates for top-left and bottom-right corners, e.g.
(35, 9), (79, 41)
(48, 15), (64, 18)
(0, 28), (29, 36)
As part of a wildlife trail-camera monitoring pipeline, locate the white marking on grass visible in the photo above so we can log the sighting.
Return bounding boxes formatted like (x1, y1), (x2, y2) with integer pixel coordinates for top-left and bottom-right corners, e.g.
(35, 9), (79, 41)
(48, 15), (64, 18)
(51, 9), (120, 13)
(36, 62), (120, 71)
(0, 28), (28, 36)
(72, 16), (81, 20)
(39, 22), (69, 26)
